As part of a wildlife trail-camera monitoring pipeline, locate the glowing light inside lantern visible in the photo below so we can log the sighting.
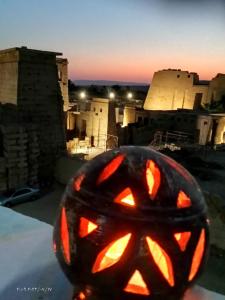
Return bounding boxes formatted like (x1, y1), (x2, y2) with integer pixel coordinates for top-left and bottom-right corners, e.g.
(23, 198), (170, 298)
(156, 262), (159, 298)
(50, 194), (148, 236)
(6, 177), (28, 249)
(177, 190), (191, 208)
(146, 237), (174, 286)
(174, 232), (191, 251)
(188, 229), (205, 281)
(78, 292), (86, 299)
(92, 233), (131, 273)
(124, 270), (150, 295)
(146, 160), (161, 199)
(60, 207), (71, 264)
(114, 187), (135, 207)
(79, 217), (98, 238)
(74, 174), (85, 191)
(97, 154), (125, 185)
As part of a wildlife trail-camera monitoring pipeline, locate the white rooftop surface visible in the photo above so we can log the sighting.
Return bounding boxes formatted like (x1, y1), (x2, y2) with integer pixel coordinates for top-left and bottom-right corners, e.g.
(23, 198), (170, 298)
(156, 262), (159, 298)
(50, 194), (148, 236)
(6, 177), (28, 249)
(0, 206), (224, 300)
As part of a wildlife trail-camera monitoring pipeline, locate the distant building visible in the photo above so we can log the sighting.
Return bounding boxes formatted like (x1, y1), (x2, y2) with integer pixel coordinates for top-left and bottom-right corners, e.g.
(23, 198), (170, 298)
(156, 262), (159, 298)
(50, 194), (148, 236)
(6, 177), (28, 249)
(144, 69), (225, 111)
(0, 46), (66, 187)
(67, 98), (117, 150)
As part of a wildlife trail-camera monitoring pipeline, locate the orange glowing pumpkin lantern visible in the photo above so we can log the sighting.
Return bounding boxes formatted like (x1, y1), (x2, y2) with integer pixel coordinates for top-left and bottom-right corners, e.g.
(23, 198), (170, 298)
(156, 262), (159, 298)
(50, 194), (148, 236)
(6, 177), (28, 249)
(53, 146), (209, 300)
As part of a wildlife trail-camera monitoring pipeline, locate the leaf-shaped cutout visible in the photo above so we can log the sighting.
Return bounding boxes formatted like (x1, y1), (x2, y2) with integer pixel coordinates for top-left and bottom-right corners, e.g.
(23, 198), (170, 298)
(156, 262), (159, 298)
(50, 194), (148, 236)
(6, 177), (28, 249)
(146, 236), (174, 286)
(124, 270), (150, 295)
(114, 187), (135, 207)
(97, 154), (125, 185)
(146, 160), (161, 199)
(74, 174), (85, 191)
(61, 207), (71, 264)
(92, 233), (131, 273)
(174, 232), (191, 251)
(188, 229), (205, 281)
(79, 217), (98, 238)
(177, 190), (191, 208)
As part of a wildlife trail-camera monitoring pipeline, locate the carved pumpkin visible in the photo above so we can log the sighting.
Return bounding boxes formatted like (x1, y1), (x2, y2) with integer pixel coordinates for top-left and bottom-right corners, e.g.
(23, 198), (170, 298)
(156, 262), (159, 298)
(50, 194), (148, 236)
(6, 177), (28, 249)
(53, 146), (209, 300)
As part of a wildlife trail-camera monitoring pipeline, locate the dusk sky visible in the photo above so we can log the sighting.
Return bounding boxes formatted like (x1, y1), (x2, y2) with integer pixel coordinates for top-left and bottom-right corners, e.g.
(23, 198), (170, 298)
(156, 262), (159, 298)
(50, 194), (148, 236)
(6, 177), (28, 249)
(1, 0), (225, 83)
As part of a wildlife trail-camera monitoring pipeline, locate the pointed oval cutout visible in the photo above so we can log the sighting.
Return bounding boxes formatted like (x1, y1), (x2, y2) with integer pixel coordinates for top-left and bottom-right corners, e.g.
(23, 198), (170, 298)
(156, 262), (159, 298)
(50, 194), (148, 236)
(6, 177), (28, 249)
(177, 190), (191, 208)
(92, 233), (131, 273)
(146, 236), (174, 287)
(74, 174), (85, 191)
(60, 207), (71, 264)
(146, 160), (161, 199)
(79, 217), (98, 238)
(97, 154), (125, 185)
(124, 270), (150, 296)
(174, 232), (191, 252)
(114, 187), (135, 207)
(188, 229), (205, 281)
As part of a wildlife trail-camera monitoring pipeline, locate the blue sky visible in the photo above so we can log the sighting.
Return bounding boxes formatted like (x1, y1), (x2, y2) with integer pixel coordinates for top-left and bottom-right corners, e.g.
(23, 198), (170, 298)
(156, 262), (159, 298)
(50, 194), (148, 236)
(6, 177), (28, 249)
(1, 0), (225, 82)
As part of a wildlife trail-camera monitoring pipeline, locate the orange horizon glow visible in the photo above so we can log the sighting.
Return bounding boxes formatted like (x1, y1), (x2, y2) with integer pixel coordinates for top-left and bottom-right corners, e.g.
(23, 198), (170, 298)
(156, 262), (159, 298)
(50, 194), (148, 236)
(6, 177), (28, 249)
(69, 54), (224, 84)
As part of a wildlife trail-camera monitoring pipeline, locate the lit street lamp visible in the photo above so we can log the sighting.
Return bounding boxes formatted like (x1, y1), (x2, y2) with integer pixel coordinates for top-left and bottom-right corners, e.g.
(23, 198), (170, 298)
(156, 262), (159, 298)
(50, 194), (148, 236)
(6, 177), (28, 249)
(127, 92), (133, 99)
(80, 91), (86, 99)
(109, 92), (115, 99)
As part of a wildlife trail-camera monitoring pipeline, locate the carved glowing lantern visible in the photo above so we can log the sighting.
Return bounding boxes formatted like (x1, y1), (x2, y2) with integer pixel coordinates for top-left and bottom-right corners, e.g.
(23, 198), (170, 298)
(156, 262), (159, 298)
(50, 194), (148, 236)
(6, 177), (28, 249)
(53, 146), (209, 300)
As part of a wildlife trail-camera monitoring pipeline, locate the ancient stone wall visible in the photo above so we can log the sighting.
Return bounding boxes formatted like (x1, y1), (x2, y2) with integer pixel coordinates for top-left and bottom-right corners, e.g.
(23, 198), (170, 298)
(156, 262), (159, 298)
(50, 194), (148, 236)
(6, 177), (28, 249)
(208, 74), (225, 103)
(123, 106), (136, 127)
(0, 49), (19, 105)
(144, 70), (209, 111)
(0, 47), (66, 184)
(16, 48), (66, 178)
(0, 124), (39, 191)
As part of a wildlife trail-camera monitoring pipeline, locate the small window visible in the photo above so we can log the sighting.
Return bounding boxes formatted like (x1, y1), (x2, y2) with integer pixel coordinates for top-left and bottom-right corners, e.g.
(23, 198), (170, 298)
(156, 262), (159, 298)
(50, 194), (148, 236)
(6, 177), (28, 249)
(188, 75), (190, 78)
(93, 107), (96, 112)
(177, 75), (180, 78)
(100, 108), (102, 112)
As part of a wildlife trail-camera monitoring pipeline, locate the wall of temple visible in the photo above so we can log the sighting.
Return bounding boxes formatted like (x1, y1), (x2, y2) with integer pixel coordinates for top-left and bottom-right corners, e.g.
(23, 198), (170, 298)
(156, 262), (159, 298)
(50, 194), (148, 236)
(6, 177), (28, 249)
(144, 69), (211, 111)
